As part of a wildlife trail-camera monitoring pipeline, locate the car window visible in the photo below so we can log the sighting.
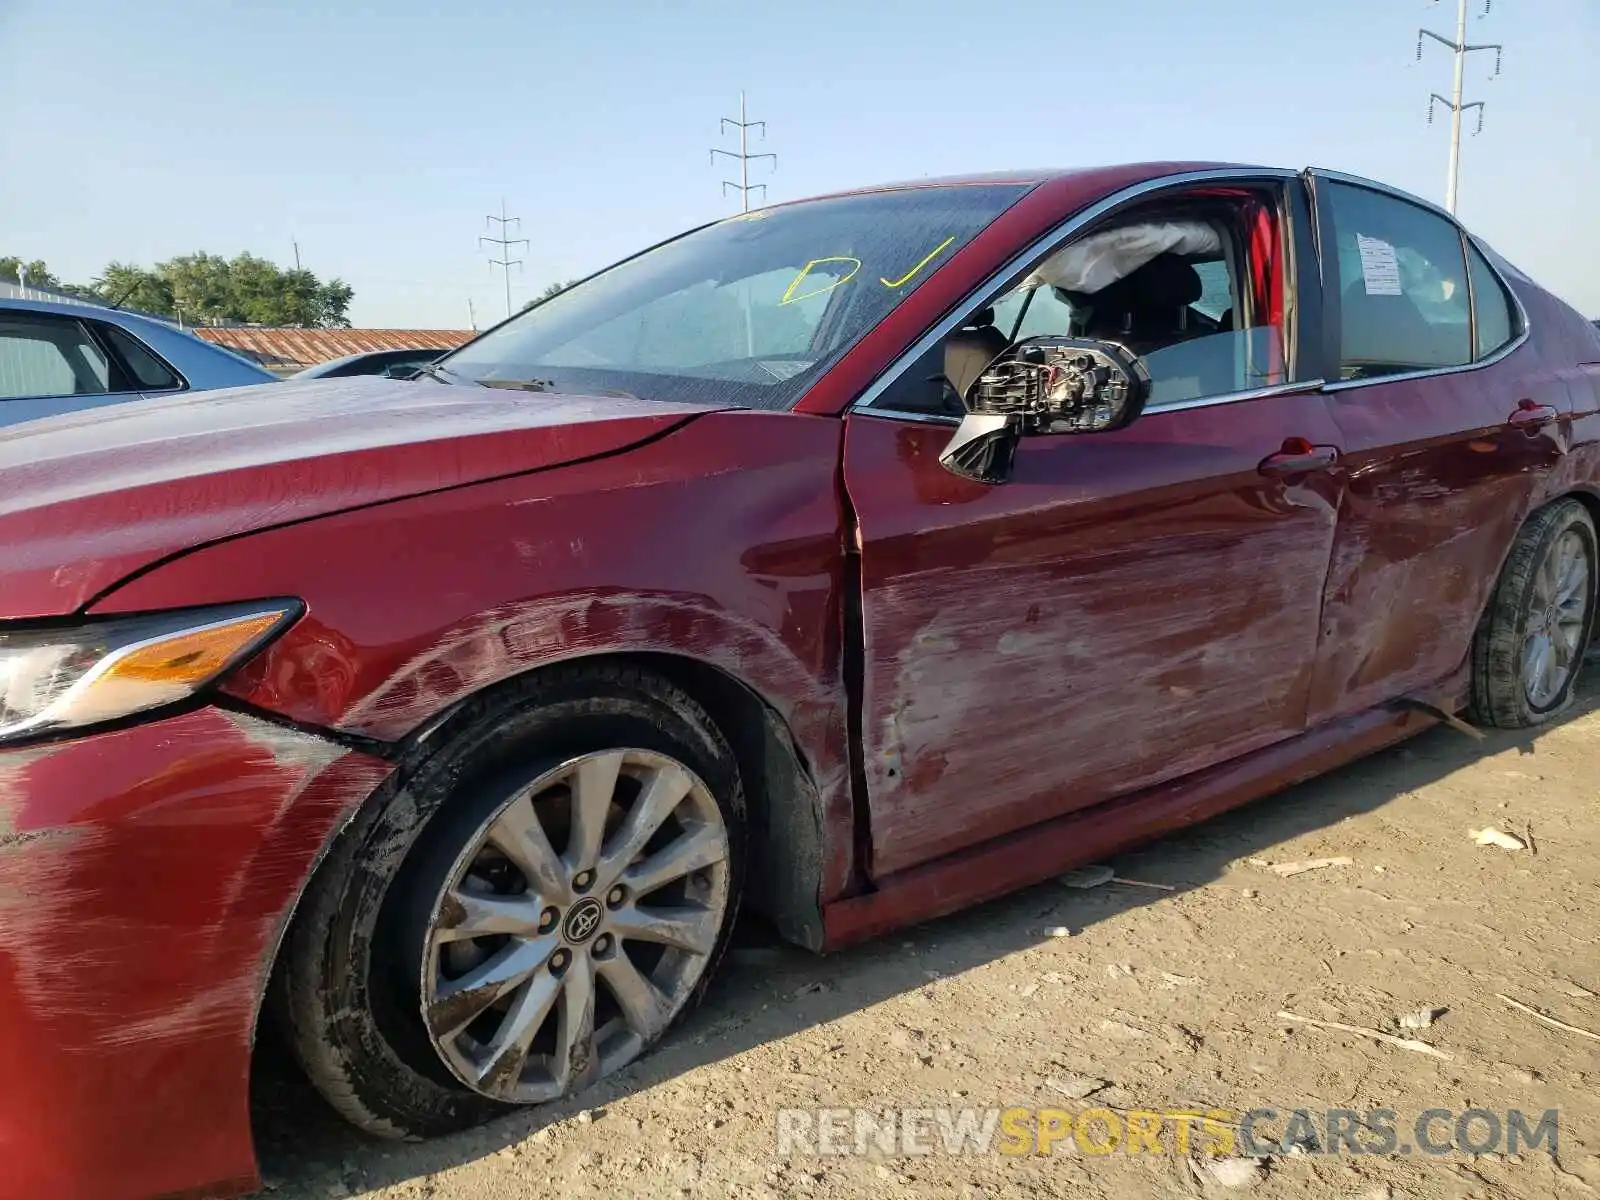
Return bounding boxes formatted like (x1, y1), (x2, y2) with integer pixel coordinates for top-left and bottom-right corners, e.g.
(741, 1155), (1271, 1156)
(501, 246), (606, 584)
(100, 324), (181, 390)
(1466, 241), (1516, 359)
(547, 265), (833, 372)
(991, 286), (1074, 344)
(871, 194), (1294, 420)
(1322, 181), (1471, 379)
(444, 185), (1029, 410)
(0, 314), (113, 400)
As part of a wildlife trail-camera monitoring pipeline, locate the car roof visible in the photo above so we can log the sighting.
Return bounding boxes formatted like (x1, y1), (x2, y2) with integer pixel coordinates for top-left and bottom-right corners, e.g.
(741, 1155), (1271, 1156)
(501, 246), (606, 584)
(0, 293), (185, 333)
(758, 163), (1458, 229)
(788, 162), (1247, 203)
(0, 294), (278, 380)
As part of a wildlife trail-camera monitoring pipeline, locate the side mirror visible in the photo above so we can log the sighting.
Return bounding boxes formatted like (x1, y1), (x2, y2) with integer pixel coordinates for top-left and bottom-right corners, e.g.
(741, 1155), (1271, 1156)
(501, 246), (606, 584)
(938, 337), (1150, 484)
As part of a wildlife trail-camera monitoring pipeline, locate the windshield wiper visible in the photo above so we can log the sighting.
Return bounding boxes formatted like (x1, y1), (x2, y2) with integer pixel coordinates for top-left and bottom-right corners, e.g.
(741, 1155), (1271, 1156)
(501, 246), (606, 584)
(478, 379), (643, 401)
(479, 377), (554, 392)
(413, 361), (486, 386)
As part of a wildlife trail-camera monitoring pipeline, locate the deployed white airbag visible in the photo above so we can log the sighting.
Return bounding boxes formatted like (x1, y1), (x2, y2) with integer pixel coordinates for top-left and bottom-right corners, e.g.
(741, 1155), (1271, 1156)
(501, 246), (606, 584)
(1021, 221), (1222, 295)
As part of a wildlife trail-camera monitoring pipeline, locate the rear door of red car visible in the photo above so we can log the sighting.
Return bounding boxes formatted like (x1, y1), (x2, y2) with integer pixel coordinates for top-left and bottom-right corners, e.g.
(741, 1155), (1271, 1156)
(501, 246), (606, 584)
(1298, 171), (1571, 725)
(841, 171), (1347, 880)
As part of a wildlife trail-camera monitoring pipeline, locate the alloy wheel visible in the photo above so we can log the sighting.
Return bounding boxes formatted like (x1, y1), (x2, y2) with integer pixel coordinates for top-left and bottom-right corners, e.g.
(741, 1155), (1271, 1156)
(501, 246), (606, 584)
(419, 748), (731, 1102)
(1521, 528), (1593, 710)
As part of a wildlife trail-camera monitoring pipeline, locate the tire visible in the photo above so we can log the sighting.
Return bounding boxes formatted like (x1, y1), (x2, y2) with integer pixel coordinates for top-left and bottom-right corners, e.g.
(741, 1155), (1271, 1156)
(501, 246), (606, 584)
(1471, 498), (1598, 729)
(273, 664), (747, 1139)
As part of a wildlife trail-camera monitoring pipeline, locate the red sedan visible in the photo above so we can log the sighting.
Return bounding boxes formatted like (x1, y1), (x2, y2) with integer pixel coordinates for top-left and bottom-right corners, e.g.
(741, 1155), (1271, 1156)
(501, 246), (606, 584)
(2, 162), (1597, 1198)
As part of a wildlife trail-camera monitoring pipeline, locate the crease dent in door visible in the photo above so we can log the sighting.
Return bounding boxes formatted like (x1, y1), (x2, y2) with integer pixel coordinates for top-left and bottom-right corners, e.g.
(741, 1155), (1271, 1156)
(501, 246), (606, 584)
(1308, 362), (1571, 723)
(851, 409), (1344, 877)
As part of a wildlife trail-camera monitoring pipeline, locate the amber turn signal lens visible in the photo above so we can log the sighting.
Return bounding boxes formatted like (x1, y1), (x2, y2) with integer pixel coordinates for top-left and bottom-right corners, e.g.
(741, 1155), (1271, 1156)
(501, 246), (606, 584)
(98, 612), (285, 687)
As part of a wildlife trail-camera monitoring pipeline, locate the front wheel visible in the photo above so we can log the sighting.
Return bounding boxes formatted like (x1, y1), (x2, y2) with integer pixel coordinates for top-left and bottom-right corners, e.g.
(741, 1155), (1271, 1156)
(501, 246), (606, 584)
(1472, 498), (1597, 728)
(274, 666), (746, 1138)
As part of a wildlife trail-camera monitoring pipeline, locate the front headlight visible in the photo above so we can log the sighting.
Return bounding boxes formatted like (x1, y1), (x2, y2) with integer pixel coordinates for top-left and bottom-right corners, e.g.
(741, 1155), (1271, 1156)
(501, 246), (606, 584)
(0, 601), (300, 744)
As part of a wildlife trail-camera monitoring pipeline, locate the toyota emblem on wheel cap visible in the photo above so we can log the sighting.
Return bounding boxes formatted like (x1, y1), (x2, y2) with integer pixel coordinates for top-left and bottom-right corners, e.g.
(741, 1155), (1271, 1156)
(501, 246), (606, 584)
(562, 897), (604, 944)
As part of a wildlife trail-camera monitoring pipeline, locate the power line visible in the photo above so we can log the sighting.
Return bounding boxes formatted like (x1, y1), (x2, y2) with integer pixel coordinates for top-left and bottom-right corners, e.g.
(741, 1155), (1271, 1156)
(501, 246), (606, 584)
(1417, 0), (1504, 214)
(710, 91), (776, 212)
(479, 198), (529, 318)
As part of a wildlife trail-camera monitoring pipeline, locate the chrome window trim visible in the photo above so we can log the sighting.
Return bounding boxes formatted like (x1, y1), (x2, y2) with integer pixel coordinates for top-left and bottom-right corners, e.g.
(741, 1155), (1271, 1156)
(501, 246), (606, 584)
(852, 378), (1330, 428)
(1147, 378), (1328, 413)
(850, 167), (1299, 418)
(1321, 326), (1528, 392)
(1308, 176), (1532, 394)
(1306, 168), (1457, 222)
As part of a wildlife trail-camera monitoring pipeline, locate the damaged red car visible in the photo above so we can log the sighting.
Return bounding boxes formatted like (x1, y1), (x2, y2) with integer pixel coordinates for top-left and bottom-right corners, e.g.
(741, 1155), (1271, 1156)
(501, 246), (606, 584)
(4, 162), (1599, 1199)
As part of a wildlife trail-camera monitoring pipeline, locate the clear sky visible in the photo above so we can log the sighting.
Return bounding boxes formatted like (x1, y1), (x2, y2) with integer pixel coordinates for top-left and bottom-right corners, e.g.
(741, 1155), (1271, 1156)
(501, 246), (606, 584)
(1, 0), (1594, 329)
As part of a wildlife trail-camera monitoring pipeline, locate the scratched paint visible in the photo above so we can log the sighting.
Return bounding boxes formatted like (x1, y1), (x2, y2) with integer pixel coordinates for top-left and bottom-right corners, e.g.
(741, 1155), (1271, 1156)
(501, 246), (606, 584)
(3, 161), (1599, 1200)
(844, 402), (1346, 877)
(1307, 350), (1571, 724)
(0, 376), (726, 620)
(91, 410), (858, 906)
(0, 709), (390, 1199)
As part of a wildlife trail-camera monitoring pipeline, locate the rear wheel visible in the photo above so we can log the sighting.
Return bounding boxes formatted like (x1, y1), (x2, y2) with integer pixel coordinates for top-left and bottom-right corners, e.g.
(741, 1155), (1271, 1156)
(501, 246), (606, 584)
(1472, 498), (1597, 728)
(275, 666), (746, 1138)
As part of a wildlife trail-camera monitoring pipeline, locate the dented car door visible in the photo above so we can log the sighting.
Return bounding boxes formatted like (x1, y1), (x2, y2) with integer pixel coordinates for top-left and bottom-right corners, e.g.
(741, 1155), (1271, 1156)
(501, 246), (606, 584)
(842, 390), (1346, 878)
(841, 174), (1354, 880)
(1299, 171), (1573, 723)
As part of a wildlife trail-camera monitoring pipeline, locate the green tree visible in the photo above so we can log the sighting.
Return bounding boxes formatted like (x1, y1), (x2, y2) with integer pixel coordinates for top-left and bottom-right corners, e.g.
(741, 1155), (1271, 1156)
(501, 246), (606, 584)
(161, 253), (235, 324)
(311, 276), (354, 328)
(87, 252), (355, 327)
(521, 279), (581, 311)
(12, 249), (354, 326)
(94, 262), (175, 314)
(0, 258), (62, 287)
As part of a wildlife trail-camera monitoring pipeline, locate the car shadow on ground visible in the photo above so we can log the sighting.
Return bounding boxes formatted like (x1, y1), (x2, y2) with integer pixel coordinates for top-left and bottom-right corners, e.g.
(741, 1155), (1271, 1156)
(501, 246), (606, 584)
(250, 666), (1600, 1192)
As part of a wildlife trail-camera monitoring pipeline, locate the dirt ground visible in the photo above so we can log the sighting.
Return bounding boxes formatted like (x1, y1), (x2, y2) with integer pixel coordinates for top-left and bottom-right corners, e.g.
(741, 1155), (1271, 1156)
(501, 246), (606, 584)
(253, 667), (1600, 1200)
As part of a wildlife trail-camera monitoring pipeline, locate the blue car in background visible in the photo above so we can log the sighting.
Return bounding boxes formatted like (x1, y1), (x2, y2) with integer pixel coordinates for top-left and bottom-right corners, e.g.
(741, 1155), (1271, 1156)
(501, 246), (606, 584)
(0, 295), (274, 427)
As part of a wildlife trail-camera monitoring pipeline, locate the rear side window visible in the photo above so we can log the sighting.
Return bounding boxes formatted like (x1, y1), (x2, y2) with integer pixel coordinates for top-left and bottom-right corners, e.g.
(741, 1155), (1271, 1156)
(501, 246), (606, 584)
(1323, 181), (1471, 379)
(100, 324), (182, 390)
(0, 315), (113, 400)
(1466, 242), (1517, 359)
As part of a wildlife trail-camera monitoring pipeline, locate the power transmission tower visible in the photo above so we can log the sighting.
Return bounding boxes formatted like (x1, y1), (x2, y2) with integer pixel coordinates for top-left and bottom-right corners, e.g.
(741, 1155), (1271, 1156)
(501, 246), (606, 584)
(711, 91), (776, 212)
(1417, 0), (1504, 214)
(480, 199), (529, 318)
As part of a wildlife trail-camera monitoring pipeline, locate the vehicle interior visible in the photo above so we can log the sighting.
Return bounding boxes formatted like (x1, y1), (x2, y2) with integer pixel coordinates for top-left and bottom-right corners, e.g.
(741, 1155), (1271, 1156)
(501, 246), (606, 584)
(873, 188), (1289, 418)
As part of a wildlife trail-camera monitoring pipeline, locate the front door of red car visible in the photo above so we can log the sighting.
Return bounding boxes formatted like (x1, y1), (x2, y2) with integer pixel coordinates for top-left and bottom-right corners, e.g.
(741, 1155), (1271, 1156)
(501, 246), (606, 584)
(841, 175), (1347, 879)
(1299, 173), (1573, 724)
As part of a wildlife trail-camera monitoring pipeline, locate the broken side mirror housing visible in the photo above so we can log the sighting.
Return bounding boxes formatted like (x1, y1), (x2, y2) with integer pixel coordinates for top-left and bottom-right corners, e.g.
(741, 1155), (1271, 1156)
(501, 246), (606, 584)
(938, 337), (1151, 485)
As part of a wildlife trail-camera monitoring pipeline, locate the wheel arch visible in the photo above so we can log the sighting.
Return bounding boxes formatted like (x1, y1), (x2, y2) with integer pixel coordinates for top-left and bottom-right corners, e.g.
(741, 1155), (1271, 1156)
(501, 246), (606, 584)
(1474, 484), (1600, 631)
(351, 648), (831, 952)
(1557, 485), (1600, 543)
(250, 648), (832, 1140)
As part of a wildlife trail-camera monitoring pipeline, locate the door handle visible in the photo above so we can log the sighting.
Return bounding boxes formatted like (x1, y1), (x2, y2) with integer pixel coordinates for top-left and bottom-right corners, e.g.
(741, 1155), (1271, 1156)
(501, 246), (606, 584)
(1508, 399), (1558, 433)
(1258, 437), (1339, 476)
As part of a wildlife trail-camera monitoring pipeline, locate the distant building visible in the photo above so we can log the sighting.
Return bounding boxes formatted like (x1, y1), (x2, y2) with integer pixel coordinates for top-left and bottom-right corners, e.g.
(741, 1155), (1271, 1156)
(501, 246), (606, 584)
(193, 327), (473, 376)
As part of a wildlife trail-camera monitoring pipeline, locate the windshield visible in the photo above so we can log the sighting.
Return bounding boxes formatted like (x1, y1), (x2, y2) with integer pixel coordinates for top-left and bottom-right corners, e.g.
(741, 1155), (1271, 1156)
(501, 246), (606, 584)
(439, 184), (1030, 410)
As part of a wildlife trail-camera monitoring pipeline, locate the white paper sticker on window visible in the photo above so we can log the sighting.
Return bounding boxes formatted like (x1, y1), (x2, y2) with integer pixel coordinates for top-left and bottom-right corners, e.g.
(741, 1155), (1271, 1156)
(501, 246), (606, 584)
(1356, 234), (1403, 296)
